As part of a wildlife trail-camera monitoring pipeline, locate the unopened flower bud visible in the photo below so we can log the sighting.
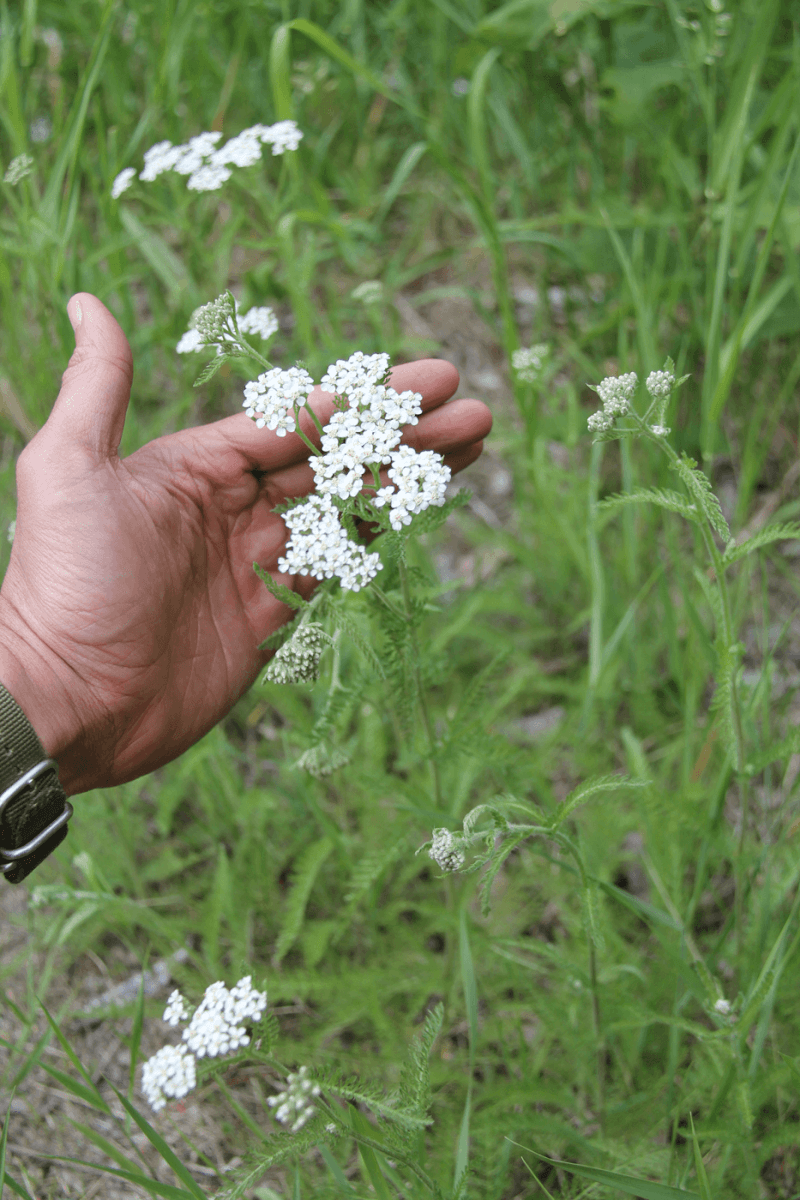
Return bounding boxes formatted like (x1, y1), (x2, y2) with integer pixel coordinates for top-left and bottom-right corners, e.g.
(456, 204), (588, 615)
(263, 622), (332, 685)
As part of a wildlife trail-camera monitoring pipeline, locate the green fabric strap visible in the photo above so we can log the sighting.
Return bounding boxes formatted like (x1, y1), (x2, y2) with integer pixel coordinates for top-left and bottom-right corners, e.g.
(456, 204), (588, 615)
(0, 682), (72, 884)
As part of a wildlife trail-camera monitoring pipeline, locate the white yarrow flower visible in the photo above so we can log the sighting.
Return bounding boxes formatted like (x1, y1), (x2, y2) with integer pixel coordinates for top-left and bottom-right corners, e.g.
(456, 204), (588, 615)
(141, 1043), (196, 1113)
(177, 297), (279, 358)
(645, 369), (675, 399)
(587, 371), (639, 432)
(714, 997), (732, 1015)
(110, 166), (136, 198)
(141, 975), (268, 1112)
(182, 976), (268, 1059)
(163, 989), (190, 1025)
(267, 1065), (321, 1133)
(242, 365), (315, 433)
(111, 121), (303, 198)
(428, 828), (465, 872)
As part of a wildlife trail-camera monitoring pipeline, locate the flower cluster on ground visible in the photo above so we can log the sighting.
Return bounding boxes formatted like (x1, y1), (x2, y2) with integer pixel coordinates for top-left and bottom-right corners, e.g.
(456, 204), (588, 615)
(141, 974), (321, 1131)
(110, 120), (303, 199)
(142, 976), (268, 1113)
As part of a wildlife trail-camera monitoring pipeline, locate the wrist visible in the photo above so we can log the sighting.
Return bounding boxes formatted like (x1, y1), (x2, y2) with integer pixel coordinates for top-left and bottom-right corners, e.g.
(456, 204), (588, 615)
(0, 616), (100, 797)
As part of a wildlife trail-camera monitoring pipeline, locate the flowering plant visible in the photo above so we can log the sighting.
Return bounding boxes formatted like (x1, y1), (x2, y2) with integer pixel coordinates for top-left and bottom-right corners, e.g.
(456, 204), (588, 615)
(139, 973), (450, 1200)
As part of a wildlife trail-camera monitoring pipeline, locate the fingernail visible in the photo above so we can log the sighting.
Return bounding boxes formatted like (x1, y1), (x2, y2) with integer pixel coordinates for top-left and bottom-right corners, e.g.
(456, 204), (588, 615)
(68, 297), (82, 331)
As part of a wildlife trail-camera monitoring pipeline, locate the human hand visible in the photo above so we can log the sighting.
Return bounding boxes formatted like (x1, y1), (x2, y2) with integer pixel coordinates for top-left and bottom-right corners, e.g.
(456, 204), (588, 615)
(0, 293), (492, 796)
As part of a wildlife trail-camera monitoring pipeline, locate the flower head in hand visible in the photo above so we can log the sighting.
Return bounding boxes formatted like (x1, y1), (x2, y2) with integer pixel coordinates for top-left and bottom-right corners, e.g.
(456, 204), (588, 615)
(0, 294), (492, 796)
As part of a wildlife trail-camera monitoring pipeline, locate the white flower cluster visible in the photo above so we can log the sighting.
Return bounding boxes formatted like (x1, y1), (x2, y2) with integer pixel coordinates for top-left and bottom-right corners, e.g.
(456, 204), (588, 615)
(243, 366), (316, 435)
(141, 1043), (196, 1113)
(266, 1064), (321, 1133)
(177, 296), (280, 358)
(3, 153), (34, 185)
(238, 348), (450, 592)
(714, 997), (732, 1015)
(141, 976), (267, 1113)
(428, 827), (465, 873)
(182, 977), (268, 1058)
(512, 343), (550, 383)
(587, 371), (639, 432)
(263, 622), (331, 685)
(588, 368), (676, 437)
(111, 120), (303, 198)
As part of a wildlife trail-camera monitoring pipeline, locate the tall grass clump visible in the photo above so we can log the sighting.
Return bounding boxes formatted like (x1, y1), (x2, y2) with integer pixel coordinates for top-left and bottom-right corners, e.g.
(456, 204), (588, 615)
(3, 0), (800, 1197)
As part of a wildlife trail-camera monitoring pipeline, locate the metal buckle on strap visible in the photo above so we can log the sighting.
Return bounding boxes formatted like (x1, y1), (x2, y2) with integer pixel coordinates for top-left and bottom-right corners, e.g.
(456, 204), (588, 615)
(0, 759), (73, 871)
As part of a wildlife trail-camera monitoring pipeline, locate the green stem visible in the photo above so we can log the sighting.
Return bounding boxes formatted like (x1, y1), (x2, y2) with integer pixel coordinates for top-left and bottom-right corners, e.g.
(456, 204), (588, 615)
(397, 556), (443, 810)
(588, 936), (605, 1135)
(630, 410), (750, 959)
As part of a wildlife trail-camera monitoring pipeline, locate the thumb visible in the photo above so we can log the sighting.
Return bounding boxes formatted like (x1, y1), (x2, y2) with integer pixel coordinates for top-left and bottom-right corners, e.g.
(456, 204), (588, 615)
(43, 292), (135, 460)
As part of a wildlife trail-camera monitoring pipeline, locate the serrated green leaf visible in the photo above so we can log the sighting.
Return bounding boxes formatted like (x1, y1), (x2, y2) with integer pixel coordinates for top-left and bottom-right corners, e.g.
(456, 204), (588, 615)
(670, 452), (730, 542)
(549, 773), (650, 831)
(721, 521), (800, 566)
(743, 724), (800, 777)
(478, 831), (528, 917)
(329, 606), (387, 680)
(253, 561), (308, 610)
(595, 486), (700, 523)
(192, 352), (235, 388)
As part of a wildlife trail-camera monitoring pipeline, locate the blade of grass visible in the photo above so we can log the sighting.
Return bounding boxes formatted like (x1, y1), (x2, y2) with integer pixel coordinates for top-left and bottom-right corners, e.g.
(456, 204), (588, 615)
(104, 1080), (209, 1200)
(515, 1142), (702, 1199)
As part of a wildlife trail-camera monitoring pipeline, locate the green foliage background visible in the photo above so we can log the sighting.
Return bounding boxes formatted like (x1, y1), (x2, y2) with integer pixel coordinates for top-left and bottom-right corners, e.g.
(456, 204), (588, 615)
(2, 0), (800, 1196)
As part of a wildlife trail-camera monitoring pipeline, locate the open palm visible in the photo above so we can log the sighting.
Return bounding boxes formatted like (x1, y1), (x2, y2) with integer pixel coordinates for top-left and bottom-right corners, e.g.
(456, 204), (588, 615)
(0, 294), (492, 796)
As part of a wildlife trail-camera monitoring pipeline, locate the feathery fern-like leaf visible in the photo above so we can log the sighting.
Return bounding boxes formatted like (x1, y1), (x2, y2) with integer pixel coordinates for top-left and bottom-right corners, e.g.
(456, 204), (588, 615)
(273, 837), (334, 966)
(595, 486), (701, 523)
(721, 521), (800, 566)
(670, 452), (730, 542)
